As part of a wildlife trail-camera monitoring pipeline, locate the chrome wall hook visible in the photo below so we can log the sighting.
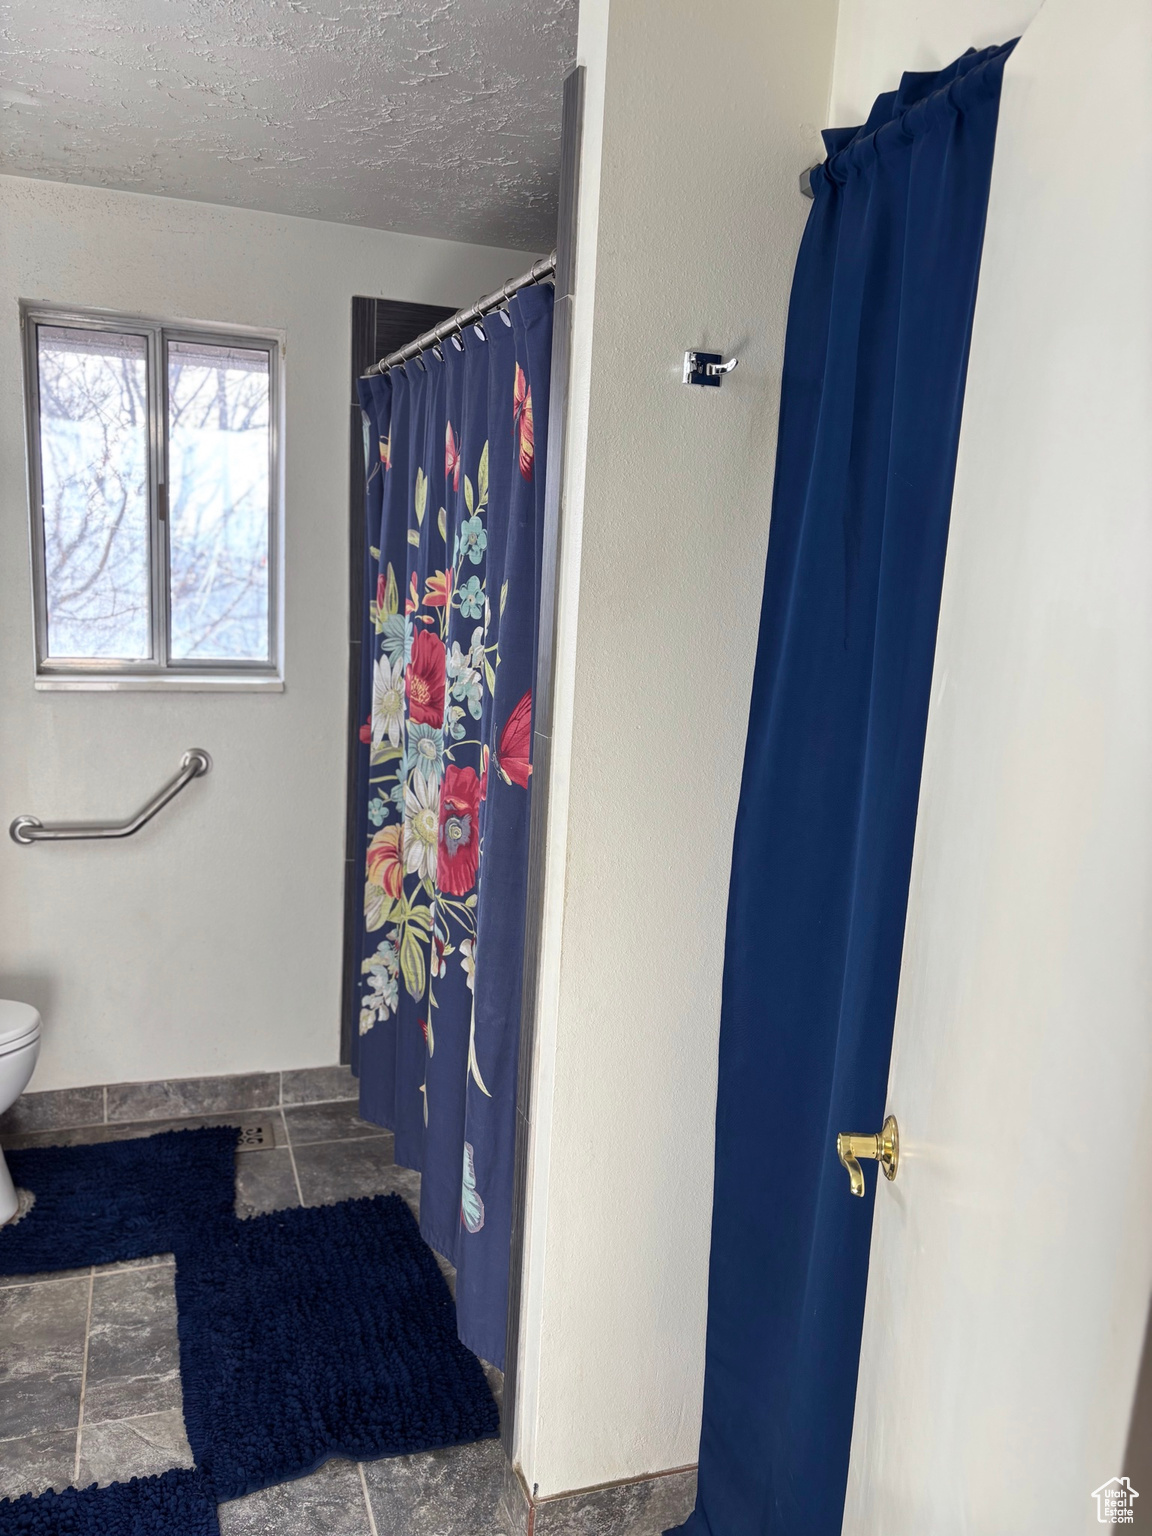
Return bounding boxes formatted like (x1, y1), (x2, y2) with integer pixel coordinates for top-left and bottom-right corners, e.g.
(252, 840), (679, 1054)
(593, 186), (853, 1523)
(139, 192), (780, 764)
(683, 350), (738, 388)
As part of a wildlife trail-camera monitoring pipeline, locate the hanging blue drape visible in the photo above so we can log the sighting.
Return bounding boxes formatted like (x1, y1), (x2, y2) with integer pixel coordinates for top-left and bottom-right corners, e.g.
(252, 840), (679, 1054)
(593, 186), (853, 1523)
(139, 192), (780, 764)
(350, 285), (552, 1368)
(671, 45), (1014, 1536)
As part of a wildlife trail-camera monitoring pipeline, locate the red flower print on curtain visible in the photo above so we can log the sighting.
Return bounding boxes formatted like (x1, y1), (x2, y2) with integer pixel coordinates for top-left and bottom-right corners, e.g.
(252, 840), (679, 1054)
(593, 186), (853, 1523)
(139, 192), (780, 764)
(406, 630), (446, 726)
(438, 764), (482, 894)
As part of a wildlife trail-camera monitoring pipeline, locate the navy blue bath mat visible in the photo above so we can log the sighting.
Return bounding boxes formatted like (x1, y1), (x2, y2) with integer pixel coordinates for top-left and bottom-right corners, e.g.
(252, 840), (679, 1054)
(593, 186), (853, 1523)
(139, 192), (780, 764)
(176, 1194), (499, 1499)
(0, 1128), (238, 1274)
(0, 1468), (219, 1536)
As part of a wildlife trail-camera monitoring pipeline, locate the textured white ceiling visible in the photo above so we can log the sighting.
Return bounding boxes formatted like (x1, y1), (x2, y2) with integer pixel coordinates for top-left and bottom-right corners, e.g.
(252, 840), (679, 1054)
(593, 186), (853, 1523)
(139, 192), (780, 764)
(0, 0), (576, 248)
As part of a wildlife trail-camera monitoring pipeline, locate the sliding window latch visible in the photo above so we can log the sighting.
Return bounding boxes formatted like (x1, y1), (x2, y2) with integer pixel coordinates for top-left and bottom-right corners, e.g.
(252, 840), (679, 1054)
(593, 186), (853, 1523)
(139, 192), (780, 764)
(682, 350), (738, 388)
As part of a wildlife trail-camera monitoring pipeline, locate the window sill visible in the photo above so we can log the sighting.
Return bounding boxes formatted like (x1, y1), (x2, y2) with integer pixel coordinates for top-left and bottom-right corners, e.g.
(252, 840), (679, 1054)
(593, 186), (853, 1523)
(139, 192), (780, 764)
(34, 673), (285, 693)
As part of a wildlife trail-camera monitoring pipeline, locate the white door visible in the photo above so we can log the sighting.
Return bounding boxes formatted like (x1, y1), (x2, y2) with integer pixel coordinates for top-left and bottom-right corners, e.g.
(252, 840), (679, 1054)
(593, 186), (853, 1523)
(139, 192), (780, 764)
(842, 2), (1152, 1532)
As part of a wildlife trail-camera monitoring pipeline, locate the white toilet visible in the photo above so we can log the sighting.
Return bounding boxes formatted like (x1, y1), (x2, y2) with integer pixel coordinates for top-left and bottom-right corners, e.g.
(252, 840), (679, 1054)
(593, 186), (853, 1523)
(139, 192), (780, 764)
(0, 1001), (42, 1225)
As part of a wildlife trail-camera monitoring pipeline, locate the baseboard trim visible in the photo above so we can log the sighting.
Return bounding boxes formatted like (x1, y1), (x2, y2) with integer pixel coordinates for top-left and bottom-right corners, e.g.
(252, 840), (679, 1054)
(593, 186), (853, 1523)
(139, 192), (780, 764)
(500, 1456), (697, 1535)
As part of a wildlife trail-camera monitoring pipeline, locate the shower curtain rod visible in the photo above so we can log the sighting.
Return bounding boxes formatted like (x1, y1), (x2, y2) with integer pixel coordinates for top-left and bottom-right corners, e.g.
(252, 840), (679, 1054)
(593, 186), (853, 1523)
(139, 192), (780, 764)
(361, 250), (557, 377)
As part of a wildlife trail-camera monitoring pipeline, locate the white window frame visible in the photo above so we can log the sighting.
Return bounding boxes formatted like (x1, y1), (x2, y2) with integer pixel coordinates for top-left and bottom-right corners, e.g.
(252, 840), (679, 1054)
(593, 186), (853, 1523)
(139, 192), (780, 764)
(20, 302), (285, 691)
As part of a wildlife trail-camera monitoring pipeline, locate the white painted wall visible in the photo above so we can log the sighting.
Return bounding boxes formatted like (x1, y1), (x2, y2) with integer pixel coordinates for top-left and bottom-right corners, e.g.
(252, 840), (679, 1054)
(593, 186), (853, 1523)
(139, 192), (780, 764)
(830, 0), (1044, 126)
(0, 175), (532, 1091)
(843, 0), (1152, 1527)
(513, 0), (838, 1497)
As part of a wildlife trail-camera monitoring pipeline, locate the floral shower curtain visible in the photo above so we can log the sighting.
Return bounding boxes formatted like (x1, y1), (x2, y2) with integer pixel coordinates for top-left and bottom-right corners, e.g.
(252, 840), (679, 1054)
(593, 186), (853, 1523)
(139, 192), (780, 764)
(351, 284), (552, 1368)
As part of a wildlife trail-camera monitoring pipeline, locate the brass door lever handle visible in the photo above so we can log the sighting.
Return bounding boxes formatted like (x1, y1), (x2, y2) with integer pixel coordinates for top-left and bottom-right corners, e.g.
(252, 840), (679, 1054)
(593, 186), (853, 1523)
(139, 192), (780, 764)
(836, 1115), (899, 1197)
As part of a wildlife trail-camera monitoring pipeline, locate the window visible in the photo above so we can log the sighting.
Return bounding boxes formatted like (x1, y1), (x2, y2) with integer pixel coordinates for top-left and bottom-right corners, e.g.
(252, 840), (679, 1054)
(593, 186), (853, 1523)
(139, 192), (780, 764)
(22, 306), (282, 688)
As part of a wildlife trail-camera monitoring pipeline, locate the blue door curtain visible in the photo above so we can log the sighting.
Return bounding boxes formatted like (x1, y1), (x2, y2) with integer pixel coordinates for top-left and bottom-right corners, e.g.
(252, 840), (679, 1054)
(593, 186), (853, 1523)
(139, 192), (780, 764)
(671, 44), (1014, 1536)
(352, 285), (553, 1369)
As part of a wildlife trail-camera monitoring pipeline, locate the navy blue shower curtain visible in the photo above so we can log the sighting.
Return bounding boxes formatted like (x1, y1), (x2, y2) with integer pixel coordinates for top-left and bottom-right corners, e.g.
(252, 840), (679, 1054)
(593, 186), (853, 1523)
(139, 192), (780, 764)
(351, 284), (552, 1368)
(672, 44), (1014, 1536)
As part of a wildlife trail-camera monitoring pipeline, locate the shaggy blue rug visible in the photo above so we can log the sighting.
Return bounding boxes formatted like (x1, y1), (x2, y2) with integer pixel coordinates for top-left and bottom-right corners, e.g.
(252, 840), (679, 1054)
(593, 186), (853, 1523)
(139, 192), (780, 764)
(176, 1194), (499, 1499)
(0, 1129), (238, 1274)
(0, 1469), (218, 1536)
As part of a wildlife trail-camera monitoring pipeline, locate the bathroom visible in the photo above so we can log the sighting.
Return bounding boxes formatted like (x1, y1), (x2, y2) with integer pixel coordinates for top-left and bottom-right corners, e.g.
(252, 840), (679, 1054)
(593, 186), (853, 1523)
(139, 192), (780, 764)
(2, 1), (1151, 1534)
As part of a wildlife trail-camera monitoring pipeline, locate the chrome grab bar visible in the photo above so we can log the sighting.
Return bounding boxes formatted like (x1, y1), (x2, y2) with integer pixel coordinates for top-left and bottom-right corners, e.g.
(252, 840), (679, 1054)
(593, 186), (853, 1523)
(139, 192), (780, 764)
(10, 749), (212, 845)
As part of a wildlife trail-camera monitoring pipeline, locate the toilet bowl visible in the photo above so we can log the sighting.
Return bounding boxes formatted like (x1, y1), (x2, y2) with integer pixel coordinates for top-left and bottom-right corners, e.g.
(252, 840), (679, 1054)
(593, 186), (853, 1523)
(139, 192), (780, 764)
(0, 1001), (42, 1225)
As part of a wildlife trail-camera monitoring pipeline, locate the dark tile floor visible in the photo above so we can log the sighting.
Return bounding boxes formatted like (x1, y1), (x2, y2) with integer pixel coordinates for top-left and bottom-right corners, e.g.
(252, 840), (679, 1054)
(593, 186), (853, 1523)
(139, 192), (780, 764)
(0, 1101), (509, 1534)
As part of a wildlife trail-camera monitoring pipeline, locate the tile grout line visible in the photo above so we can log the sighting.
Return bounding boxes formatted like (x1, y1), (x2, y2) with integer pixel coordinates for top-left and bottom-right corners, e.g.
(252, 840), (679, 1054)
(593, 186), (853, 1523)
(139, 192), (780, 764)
(82, 1404), (182, 1431)
(0, 1260), (176, 1293)
(72, 1266), (96, 1484)
(358, 1461), (380, 1536)
(0, 1272), (93, 1292)
(1, 1127), (387, 1165)
(280, 1107), (306, 1206)
(285, 1131), (388, 1149)
(3, 1092), (363, 1146)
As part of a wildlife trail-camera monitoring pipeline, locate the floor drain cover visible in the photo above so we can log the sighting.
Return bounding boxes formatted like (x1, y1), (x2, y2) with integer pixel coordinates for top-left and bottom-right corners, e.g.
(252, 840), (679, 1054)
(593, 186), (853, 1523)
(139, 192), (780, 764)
(235, 1122), (275, 1151)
